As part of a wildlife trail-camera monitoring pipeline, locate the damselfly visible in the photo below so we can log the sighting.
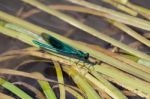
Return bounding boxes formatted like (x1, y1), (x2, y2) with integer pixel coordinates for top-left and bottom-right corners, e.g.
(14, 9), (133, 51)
(32, 33), (92, 63)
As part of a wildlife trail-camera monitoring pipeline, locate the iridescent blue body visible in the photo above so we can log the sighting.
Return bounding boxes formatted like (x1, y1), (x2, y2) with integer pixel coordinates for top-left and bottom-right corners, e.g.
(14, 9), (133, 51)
(32, 33), (89, 60)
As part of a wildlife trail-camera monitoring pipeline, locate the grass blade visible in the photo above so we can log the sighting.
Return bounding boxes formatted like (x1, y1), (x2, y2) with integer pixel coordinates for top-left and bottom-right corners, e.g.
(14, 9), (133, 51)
(0, 78), (32, 99)
(34, 73), (57, 99)
(54, 62), (66, 99)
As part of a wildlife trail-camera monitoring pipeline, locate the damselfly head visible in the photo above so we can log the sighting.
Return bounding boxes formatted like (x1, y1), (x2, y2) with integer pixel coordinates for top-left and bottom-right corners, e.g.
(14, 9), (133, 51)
(84, 53), (89, 60)
(77, 50), (89, 60)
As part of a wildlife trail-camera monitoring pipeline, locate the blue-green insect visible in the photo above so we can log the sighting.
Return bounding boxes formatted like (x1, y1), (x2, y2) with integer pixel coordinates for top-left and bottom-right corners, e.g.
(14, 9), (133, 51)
(32, 33), (90, 62)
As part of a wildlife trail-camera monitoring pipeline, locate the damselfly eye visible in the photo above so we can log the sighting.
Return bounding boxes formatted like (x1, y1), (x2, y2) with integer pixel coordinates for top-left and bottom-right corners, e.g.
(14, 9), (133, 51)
(84, 53), (89, 60)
